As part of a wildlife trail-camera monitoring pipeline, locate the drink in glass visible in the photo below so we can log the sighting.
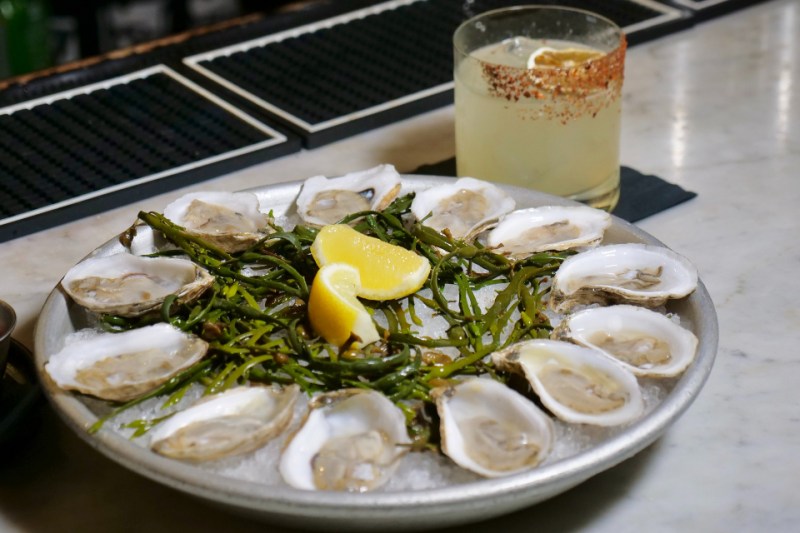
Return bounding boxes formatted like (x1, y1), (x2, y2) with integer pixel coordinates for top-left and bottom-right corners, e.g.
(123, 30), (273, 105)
(454, 6), (626, 211)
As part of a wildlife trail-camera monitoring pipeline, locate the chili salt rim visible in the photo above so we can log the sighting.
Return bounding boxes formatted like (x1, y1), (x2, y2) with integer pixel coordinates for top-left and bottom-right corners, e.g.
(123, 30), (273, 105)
(454, 5), (627, 122)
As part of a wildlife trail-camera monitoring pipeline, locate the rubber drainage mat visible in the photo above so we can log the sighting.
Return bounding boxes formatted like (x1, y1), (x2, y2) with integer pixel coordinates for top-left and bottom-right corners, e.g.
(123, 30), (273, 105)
(0, 65), (299, 243)
(184, 0), (687, 148)
(665, 0), (769, 20)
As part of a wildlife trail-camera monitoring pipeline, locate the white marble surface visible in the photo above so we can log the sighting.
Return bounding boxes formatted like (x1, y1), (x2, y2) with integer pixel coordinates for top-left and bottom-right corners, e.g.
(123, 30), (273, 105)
(1, 0), (799, 531)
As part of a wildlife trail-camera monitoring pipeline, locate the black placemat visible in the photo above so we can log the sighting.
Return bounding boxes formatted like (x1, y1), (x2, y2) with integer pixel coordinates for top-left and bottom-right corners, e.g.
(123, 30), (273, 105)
(412, 158), (696, 223)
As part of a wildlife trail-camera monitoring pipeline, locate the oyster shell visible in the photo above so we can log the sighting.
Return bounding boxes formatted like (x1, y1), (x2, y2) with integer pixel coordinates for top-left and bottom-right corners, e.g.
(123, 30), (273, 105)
(279, 388), (411, 492)
(492, 339), (644, 426)
(549, 243), (698, 312)
(295, 165), (402, 226)
(150, 385), (300, 461)
(410, 177), (515, 240)
(432, 378), (554, 477)
(485, 206), (611, 259)
(163, 191), (270, 253)
(61, 253), (214, 317)
(45, 323), (208, 402)
(554, 305), (698, 378)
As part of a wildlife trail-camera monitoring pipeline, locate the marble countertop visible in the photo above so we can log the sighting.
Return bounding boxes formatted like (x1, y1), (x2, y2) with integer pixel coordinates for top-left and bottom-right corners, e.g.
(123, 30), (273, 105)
(1, 0), (798, 530)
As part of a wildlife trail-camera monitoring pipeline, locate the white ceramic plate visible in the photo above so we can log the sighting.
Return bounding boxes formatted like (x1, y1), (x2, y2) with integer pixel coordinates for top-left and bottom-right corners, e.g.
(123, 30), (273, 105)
(34, 176), (718, 531)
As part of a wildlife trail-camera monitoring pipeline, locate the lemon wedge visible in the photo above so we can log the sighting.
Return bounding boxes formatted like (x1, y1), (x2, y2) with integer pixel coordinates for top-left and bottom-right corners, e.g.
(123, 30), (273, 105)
(529, 47), (604, 68)
(310, 224), (431, 301)
(307, 263), (380, 348)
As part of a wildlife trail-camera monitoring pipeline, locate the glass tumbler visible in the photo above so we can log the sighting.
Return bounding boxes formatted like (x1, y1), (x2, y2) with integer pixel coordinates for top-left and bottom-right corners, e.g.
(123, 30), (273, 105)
(454, 6), (626, 211)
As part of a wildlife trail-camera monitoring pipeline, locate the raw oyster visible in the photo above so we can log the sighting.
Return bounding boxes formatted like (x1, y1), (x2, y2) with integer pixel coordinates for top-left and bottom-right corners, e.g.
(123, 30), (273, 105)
(432, 378), (554, 477)
(45, 323), (208, 402)
(295, 165), (402, 226)
(410, 177), (515, 240)
(549, 243), (698, 312)
(61, 253), (214, 317)
(150, 385), (300, 461)
(554, 305), (698, 378)
(163, 191), (270, 252)
(492, 339), (644, 426)
(485, 206), (611, 259)
(279, 388), (411, 492)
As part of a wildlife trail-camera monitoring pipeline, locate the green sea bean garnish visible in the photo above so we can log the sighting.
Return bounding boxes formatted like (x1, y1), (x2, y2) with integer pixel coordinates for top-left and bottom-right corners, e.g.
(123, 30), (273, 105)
(89, 194), (564, 442)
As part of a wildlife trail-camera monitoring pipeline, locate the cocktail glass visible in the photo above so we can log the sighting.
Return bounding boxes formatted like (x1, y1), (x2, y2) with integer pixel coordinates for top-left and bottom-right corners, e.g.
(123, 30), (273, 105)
(454, 6), (626, 211)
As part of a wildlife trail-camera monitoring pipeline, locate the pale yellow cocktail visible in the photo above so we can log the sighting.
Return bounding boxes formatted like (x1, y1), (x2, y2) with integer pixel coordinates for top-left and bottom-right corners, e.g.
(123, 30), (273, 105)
(454, 8), (626, 211)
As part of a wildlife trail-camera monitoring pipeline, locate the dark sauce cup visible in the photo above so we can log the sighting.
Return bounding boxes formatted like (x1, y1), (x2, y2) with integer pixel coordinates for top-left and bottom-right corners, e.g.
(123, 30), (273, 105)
(0, 300), (17, 390)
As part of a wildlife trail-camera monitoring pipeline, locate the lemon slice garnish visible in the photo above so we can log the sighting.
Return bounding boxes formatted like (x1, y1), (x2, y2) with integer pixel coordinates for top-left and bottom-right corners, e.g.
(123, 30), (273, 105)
(310, 224), (431, 301)
(528, 47), (605, 69)
(307, 263), (380, 348)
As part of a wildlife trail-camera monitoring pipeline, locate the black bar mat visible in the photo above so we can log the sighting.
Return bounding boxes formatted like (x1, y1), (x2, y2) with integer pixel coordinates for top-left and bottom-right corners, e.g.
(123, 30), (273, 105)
(184, 0), (690, 148)
(654, 0), (771, 20)
(411, 158), (696, 223)
(0, 65), (301, 243)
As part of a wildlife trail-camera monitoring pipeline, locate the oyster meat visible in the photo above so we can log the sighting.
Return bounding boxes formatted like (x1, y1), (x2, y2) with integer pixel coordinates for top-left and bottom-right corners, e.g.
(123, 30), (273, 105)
(555, 305), (698, 378)
(295, 165), (402, 226)
(550, 243), (698, 312)
(432, 378), (554, 477)
(45, 323), (208, 402)
(150, 385), (300, 461)
(279, 389), (411, 492)
(410, 177), (515, 240)
(61, 253), (214, 317)
(163, 191), (270, 252)
(485, 206), (611, 259)
(492, 339), (644, 426)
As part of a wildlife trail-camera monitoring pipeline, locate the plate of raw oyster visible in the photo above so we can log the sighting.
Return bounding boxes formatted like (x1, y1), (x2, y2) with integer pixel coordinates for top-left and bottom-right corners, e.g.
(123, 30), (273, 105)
(34, 166), (718, 531)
